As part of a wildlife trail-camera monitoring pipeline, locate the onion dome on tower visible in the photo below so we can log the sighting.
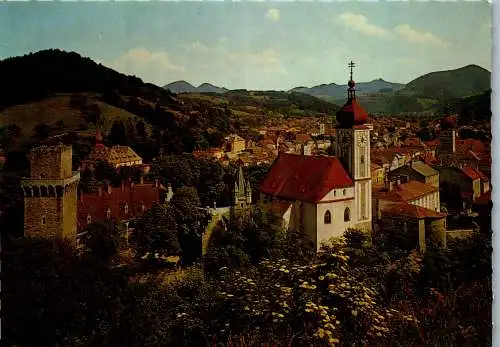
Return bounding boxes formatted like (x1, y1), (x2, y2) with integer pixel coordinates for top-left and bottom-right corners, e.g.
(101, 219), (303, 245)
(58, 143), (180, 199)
(336, 61), (368, 128)
(440, 114), (458, 130)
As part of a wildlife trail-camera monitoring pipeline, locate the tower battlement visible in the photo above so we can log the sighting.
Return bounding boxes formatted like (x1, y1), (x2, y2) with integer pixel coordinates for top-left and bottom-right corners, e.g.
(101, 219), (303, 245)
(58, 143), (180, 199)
(29, 144), (73, 180)
(30, 143), (72, 154)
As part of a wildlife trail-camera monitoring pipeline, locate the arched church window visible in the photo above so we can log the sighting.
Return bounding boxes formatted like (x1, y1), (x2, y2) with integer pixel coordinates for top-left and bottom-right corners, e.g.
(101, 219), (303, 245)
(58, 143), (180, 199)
(41, 216), (46, 225)
(324, 210), (332, 224)
(333, 190), (337, 197)
(87, 214), (92, 225)
(124, 203), (129, 215)
(343, 189), (346, 196)
(344, 208), (351, 222)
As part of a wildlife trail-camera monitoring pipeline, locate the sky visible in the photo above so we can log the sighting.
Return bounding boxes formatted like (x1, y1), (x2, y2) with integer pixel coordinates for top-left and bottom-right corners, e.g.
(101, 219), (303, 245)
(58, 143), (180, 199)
(0, 1), (491, 91)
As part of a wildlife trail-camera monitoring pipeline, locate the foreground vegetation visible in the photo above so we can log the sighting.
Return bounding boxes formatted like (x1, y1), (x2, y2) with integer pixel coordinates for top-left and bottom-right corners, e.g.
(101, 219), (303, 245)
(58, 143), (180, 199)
(3, 203), (492, 346)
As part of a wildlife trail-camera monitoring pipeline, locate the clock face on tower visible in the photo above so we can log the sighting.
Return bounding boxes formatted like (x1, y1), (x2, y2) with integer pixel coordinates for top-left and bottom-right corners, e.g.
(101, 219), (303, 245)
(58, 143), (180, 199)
(358, 135), (367, 147)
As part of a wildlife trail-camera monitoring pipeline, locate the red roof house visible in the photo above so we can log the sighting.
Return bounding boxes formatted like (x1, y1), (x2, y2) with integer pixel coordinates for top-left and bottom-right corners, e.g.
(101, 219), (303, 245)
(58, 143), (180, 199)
(78, 180), (166, 231)
(259, 153), (353, 203)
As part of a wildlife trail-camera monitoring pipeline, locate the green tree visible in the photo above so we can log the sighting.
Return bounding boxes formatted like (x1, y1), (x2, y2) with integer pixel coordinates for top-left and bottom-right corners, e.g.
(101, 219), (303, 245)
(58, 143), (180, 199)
(94, 161), (119, 186)
(108, 120), (127, 145)
(171, 186), (211, 265)
(133, 202), (180, 258)
(82, 220), (122, 261)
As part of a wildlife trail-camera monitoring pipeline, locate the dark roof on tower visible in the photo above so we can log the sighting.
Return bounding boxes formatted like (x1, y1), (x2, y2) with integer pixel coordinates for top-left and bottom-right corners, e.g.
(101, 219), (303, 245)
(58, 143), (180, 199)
(258, 153), (353, 203)
(336, 61), (368, 128)
(336, 100), (369, 128)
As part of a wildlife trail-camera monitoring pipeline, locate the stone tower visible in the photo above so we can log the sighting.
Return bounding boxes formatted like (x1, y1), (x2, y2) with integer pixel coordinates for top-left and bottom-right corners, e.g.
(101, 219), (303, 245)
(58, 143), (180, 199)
(21, 144), (80, 244)
(334, 61), (372, 232)
(437, 115), (457, 156)
(233, 166), (252, 208)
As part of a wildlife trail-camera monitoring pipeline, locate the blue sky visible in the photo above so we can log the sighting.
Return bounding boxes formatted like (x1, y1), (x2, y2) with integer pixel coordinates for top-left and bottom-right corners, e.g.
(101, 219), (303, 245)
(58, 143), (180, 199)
(0, 2), (491, 90)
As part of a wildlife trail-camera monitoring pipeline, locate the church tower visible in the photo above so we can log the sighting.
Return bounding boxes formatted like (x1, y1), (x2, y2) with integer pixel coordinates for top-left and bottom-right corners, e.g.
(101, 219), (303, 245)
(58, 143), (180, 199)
(334, 61), (372, 231)
(437, 115), (457, 156)
(233, 166), (252, 209)
(21, 144), (80, 244)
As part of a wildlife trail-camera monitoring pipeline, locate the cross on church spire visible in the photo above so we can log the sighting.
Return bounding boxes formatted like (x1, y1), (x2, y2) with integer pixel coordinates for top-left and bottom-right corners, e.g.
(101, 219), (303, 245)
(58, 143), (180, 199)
(347, 61), (356, 100)
(348, 61), (355, 81)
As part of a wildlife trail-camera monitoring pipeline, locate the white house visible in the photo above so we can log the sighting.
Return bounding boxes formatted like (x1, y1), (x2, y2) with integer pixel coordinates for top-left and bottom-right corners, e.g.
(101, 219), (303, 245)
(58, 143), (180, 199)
(259, 68), (372, 251)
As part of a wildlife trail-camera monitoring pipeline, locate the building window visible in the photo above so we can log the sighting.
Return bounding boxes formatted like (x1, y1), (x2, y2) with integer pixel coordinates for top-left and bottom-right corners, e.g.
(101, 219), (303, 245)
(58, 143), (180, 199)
(360, 155), (365, 164)
(343, 189), (346, 196)
(41, 216), (46, 225)
(333, 190), (337, 197)
(106, 208), (111, 219)
(324, 210), (332, 224)
(124, 203), (129, 215)
(344, 208), (351, 222)
(87, 214), (92, 225)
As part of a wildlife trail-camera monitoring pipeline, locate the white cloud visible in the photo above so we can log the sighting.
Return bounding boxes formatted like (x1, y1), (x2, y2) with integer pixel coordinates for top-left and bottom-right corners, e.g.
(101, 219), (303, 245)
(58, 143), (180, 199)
(265, 8), (280, 22)
(337, 13), (449, 47)
(227, 48), (287, 75)
(393, 24), (449, 46)
(338, 12), (388, 37)
(108, 48), (185, 84)
(182, 41), (209, 52)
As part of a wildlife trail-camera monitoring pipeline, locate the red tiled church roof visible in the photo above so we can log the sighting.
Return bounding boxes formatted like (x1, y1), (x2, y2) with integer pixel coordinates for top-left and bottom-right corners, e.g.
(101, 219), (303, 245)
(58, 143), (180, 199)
(259, 153), (353, 203)
(78, 182), (164, 231)
(266, 201), (292, 216)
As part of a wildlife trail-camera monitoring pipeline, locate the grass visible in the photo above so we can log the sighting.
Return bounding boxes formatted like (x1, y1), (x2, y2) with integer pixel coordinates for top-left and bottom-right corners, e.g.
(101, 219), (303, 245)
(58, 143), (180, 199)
(0, 92), (148, 137)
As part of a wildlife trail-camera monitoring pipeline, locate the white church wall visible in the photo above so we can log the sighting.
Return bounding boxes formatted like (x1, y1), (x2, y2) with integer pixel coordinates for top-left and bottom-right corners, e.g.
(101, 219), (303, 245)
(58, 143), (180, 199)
(320, 187), (355, 202)
(316, 198), (355, 250)
(281, 205), (292, 230)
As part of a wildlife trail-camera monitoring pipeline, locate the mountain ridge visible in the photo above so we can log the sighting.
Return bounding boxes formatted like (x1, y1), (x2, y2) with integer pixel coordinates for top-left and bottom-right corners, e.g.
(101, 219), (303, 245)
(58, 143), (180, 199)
(164, 81), (228, 94)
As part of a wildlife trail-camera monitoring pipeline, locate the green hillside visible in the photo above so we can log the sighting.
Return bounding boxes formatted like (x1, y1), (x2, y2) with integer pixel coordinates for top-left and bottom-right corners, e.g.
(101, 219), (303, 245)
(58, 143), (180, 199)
(403, 64), (491, 99)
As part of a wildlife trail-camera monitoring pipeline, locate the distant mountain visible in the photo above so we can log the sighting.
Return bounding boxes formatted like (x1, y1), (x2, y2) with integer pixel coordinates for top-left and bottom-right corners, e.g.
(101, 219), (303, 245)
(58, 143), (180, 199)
(163, 81), (228, 94)
(197, 83), (228, 94)
(164, 81), (197, 94)
(289, 79), (405, 100)
(403, 64), (491, 99)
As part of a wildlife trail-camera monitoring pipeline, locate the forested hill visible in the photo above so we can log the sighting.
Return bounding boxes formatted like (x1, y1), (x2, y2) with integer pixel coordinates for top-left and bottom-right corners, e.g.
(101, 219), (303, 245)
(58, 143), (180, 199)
(403, 64), (491, 99)
(0, 49), (177, 109)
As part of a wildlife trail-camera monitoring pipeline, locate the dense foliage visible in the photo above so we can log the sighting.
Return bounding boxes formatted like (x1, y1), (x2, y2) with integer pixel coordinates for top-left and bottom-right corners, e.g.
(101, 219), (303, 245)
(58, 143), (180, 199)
(3, 228), (491, 347)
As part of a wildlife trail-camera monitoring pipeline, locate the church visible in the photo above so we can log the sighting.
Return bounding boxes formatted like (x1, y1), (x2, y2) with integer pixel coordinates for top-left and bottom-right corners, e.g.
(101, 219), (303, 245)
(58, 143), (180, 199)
(259, 62), (372, 250)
